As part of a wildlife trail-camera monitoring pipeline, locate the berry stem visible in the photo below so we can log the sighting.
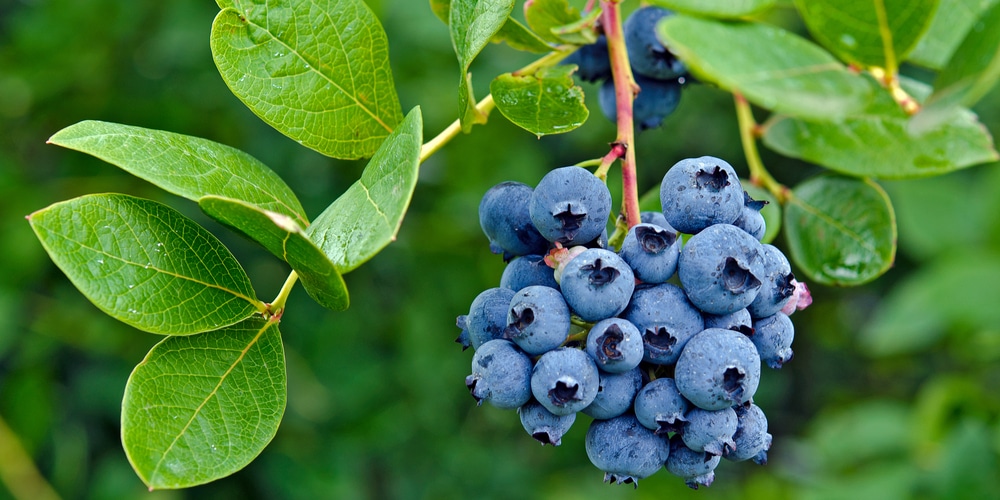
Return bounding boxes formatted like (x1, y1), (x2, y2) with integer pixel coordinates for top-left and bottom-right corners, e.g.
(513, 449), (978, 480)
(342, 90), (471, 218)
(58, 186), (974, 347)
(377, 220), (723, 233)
(418, 94), (496, 163)
(600, 0), (641, 230)
(734, 93), (789, 204)
(267, 270), (299, 319)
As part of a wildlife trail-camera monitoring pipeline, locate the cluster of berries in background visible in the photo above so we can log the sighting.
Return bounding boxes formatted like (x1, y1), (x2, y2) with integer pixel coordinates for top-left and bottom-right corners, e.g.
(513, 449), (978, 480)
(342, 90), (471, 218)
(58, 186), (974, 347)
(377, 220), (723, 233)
(457, 157), (811, 488)
(563, 6), (689, 130)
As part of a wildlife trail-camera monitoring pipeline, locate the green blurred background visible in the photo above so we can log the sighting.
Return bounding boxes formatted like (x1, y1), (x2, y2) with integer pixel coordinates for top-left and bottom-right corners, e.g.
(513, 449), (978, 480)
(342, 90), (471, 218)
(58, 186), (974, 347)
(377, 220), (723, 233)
(2, 1), (1000, 499)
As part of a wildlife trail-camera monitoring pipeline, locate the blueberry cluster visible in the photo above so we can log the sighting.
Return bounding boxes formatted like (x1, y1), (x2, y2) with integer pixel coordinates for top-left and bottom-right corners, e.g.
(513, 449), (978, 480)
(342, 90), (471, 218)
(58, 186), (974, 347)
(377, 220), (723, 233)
(457, 158), (811, 488)
(562, 6), (688, 130)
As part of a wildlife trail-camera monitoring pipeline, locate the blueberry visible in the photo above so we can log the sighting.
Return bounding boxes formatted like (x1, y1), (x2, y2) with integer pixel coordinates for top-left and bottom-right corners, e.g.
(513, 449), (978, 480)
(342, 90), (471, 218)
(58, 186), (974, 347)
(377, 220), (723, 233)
(463, 287), (517, 350)
(618, 223), (680, 283)
(455, 315), (471, 350)
(702, 308), (754, 337)
(724, 403), (772, 464)
(585, 414), (671, 486)
(733, 191), (768, 241)
(560, 248), (635, 322)
(681, 407), (738, 457)
(599, 74), (682, 130)
(621, 283), (704, 365)
(466, 339), (533, 410)
(751, 312), (794, 369)
(530, 166), (612, 246)
(678, 223), (766, 315)
(624, 6), (686, 80)
(585, 318), (644, 373)
(500, 254), (559, 292)
(633, 377), (690, 435)
(660, 156), (745, 234)
(640, 211), (676, 233)
(665, 434), (720, 490)
(531, 347), (601, 416)
(562, 35), (611, 82)
(746, 244), (796, 319)
(581, 367), (643, 420)
(674, 328), (761, 411)
(479, 181), (549, 257)
(518, 400), (577, 446)
(505, 285), (571, 356)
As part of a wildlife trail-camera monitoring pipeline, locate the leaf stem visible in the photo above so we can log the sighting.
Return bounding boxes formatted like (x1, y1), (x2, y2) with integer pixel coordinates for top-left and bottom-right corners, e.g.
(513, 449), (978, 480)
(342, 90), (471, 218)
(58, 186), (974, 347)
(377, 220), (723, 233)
(0, 415), (61, 500)
(419, 94), (496, 163)
(268, 270), (299, 318)
(600, 0), (641, 229)
(734, 93), (789, 204)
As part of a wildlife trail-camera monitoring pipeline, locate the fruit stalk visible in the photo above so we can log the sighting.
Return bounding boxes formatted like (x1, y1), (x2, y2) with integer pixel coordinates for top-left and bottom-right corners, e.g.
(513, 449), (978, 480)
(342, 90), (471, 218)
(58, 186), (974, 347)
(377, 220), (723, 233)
(600, 0), (641, 229)
(734, 93), (788, 204)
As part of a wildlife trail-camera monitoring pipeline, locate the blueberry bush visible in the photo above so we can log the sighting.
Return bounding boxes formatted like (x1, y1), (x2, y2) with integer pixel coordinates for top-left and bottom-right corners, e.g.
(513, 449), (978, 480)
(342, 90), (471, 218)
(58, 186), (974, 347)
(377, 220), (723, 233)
(4, 0), (1000, 497)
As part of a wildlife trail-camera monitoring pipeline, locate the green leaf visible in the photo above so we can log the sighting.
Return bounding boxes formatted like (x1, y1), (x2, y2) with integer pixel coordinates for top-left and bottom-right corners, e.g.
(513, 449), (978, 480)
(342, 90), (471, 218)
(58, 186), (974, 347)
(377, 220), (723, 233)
(909, 0), (999, 69)
(450, 0), (516, 131)
(763, 78), (999, 179)
(647, 0), (777, 18)
(122, 316), (285, 489)
(783, 175), (896, 286)
(308, 107), (422, 273)
(490, 65), (589, 136)
(912, 3), (1000, 131)
(794, 0), (939, 70)
(744, 183), (782, 244)
(860, 251), (1000, 355)
(210, 1), (403, 160)
(199, 197), (349, 311)
(524, 0), (592, 45)
(430, 0), (450, 23)
(28, 194), (262, 335)
(47, 120), (307, 225)
(658, 16), (872, 120)
(493, 17), (554, 53)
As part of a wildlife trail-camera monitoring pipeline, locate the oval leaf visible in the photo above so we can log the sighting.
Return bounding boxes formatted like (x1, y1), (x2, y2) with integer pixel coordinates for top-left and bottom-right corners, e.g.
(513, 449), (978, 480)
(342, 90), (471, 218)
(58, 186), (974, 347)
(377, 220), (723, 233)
(658, 16), (872, 120)
(783, 175), (897, 286)
(648, 0), (777, 18)
(763, 79), (999, 179)
(490, 65), (589, 136)
(47, 120), (307, 225)
(908, 0), (997, 69)
(450, 0), (515, 130)
(122, 316), (285, 489)
(27, 194), (262, 334)
(794, 0), (940, 69)
(524, 0), (592, 45)
(912, 3), (1000, 131)
(308, 107), (422, 273)
(493, 17), (554, 53)
(210, 2), (403, 160)
(199, 196), (349, 311)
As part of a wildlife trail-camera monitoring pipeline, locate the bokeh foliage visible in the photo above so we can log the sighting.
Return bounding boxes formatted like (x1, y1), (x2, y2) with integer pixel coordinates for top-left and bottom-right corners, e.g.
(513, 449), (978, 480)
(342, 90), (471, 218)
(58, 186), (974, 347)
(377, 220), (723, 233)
(2, 0), (1000, 498)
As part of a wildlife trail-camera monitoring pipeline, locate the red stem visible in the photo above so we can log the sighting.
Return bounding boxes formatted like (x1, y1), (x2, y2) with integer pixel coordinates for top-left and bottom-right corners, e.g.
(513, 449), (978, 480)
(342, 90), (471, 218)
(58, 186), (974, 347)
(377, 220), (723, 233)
(600, 1), (641, 229)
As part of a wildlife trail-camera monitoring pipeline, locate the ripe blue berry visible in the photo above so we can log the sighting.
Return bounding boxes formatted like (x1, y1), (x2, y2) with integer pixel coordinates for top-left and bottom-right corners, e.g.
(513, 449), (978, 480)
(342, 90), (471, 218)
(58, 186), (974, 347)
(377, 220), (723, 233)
(633, 377), (690, 435)
(678, 223), (766, 315)
(560, 248), (635, 322)
(519, 400), (577, 446)
(585, 318), (644, 373)
(675, 328), (761, 410)
(666, 434), (720, 489)
(479, 181), (549, 257)
(733, 191), (768, 241)
(624, 6), (686, 80)
(530, 166), (611, 246)
(599, 74), (682, 130)
(747, 244), (796, 319)
(724, 403), (772, 464)
(585, 414), (671, 486)
(562, 35), (611, 82)
(703, 308), (754, 337)
(751, 312), (794, 369)
(640, 210), (676, 232)
(582, 367), (643, 420)
(500, 254), (559, 292)
(681, 407), (738, 457)
(463, 287), (517, 350)
(618, 223), (680, 283)
(660, 156), (744, 234)
(466, 339), (533, 410)
(621, 283), (704, 365)
(531, 347), (601, 416)
(505, 285), (571, 355)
